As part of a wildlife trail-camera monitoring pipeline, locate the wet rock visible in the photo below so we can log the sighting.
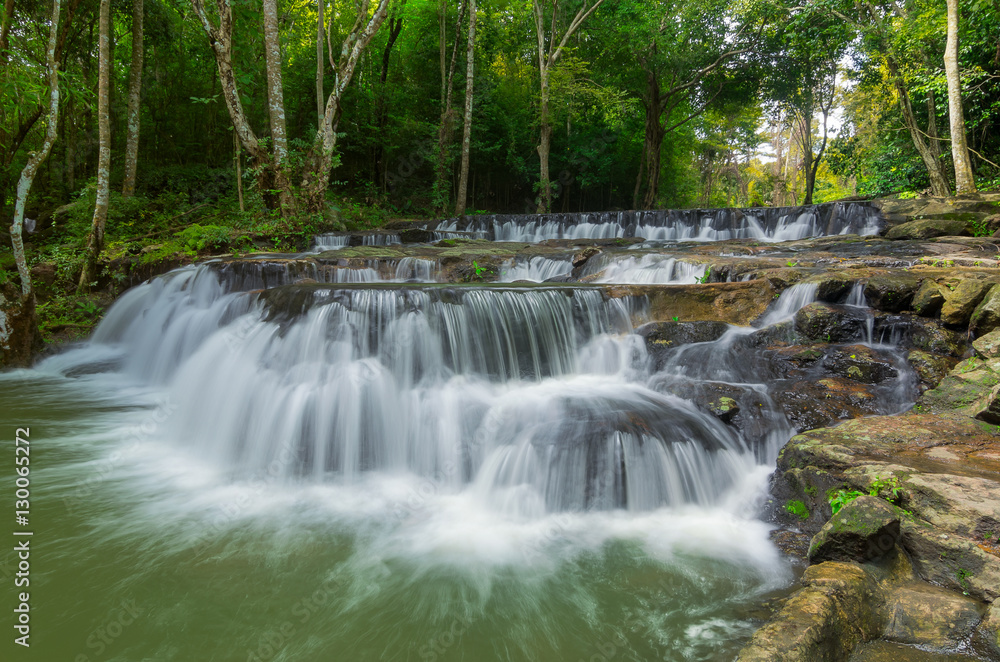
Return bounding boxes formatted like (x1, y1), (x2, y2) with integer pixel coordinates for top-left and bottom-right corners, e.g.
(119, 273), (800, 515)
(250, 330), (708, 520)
(808, 496), (901, 564)
(398, 227), (432, 244)
(0, 285), (44, 368)
(29, 262), (58, 300)
(802, 272), (859, 302)
(906, 350), (956, 391)
(973, 601), (1000, 659)
(572, 247), (600, 268)
(636, 320), (730, 348)
(773, 378), (882, 433)
(886, 218), (970, 240)
(738, 562), (885, 662)
(863, 274), (920, 313)
(941, 280), (995, 326)
(882, 582), (985, 650)
(908, 318), (967, 357)
(708, 396), (740, 423)
(970, 284), (1000, 337)
(911, 281), (946, 318)
(794, 302), (870, 343)
(973, 384), (1000, 425)
(823, 345), (898, 384)
(973, 328), (1000, 359)
(900, 518), (1000, 602)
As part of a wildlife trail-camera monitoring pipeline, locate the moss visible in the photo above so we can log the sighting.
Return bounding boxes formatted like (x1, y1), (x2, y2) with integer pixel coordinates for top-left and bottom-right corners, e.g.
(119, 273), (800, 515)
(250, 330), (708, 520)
(785, 500), (810, 520)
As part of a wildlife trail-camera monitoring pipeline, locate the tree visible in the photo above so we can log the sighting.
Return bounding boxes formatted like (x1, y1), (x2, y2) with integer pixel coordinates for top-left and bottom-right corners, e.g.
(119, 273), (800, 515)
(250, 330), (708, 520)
(316, 0), (324, 128)
(122, 0), (144, 197)
(300, 0), (393, 211)
(945, 0), (976, 193)
(433, 0), (466, 213)
(454, 0), (475, 214)
(530, 0), (606, 213)
(78, 0), (111, 293)
(262, 0), (293, 211)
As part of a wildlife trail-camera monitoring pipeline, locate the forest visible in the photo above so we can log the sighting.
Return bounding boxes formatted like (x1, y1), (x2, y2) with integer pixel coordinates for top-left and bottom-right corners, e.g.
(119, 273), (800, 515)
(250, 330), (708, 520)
(1, 0), (999, 353)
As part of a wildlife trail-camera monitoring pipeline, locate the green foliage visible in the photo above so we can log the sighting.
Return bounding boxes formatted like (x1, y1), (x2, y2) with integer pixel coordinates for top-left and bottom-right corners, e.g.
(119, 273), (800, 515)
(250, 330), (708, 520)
(969, 218), (993, 237)
(828, 475), (905, 514)
(175, 224), (232, 255)
(828, 488), (865, 515)
(784, 500), (810, 520)
(697, 267), (711, 284)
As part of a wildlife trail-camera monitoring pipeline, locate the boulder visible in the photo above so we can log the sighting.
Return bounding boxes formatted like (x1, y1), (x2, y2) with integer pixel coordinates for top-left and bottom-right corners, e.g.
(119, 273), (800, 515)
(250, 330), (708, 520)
(808, 495), (901, 564)
(911, 281), (946, 317)
(823, 345), (898, 384)
(801, 272), (859, 302)
(883, 582), (985, 650)
(773, 378), (882, 433)
(886, 218), (970, 240)
(707, 396), (740, 423)
(398, 227), (433, 244)
(636, 320), (730, 348)
(906, 350), (956, 390)
(794, 302), (870, 343)
(900, 518), (1000, 602)
(863, 274), (920, 313)
(973, 328), (1000, 359)
(970, 284), (1000, 337)
(737, 562), (885, 662)
(973, 384), (1000, 425)
(908, 318), (967, 357)
(941, 280), (995, 326)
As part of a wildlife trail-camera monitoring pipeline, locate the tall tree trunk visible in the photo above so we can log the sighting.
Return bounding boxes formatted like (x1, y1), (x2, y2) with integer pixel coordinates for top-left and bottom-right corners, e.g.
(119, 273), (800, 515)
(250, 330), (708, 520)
(316, 0), (324, 128)
(0, 0), (15, 60)
(799, 110), (815, 205)
(531, 0), (606, 214)
(885, 58), (951, 196)
(11, 0), (60, 297)
(454, 0), (475, 215)
(191, 0), (275, 205)
(639, 72), (665, 210)
(374, 14), (403, 189)
(263, 0), (293, 213)
(945, 0), (976, 194)
(433, 0), (466, 213)
(926, 91), (942, 161)
(302, 0), (392, 211)
(78, 0), (110, 293)
(121, 0), (143, 197)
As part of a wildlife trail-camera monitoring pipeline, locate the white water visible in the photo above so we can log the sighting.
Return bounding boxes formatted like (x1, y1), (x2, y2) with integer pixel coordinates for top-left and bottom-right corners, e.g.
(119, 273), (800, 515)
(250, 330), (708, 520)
(585, 254), (708, 284)
(498, 256), (574, 282)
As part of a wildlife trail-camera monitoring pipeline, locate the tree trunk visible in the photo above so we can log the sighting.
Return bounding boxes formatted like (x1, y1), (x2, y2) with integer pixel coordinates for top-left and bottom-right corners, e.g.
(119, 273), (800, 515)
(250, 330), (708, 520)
(433, 0), (466, 213)
(531, 0), (606, 214)
(302, 0), (392, 211)
(121, 0), (143, 197)
(799, 110), (815, 205)
(316, 0), (324, 128)
(536, 74), (552, 213)
(374, 14), (403, 189)
(926, 91), (942, 162)
(454, 0), (476, 215)
(263, 0), (294, 213)
(886, 58), (951, 196)
(639, 72), (665, 209)
(945, 0), (976, 194)
(11, 0), (60, 297)
(78, 0), (110, 293)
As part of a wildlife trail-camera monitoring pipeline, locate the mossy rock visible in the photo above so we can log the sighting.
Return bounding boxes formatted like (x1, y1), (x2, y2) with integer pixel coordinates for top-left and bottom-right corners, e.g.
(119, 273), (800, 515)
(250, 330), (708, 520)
(970, 284), (1000, 337)
(941, 279), (996, 326)
(808, 495), (901, 564)
(911, 281), (945, 318)
(794, 302), (869, 343)
(972, 328), (1000, 359)
(863, 273), (920, 313)
(886, 218), (970, 240)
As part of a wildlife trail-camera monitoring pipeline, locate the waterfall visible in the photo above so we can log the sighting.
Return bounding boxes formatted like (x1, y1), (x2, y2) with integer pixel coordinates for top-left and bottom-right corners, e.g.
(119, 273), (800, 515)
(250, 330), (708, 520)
(432, 202), (883, 244)
(583, 254), (708, 284)
(757, 282), (819, 326)
(314, 234), (350, 250)
(498, 256), (574, 282)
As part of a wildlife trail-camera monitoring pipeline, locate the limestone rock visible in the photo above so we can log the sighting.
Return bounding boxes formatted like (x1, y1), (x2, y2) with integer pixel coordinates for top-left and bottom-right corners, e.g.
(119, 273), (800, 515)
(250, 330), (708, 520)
(398, 227), (432, 244)
(971, 284), (1000, 337)
(886, 218), (970, 240)
(906, 350), (955, 391)
(941, 280), (995, 326)
(973, 384), (1000, 425)
(737, 562), (885, 662)
(883, 582), (985, 650)
(911, 281), (946, 317)
(863, 274), (920, 312)
(823, 345), (898, 384)
(794, 302), (870, 343)
(900, 519), (1000, 602)
(973, 328), (1000, 359)
(637, 320), (730, 348)
(808, 495), (901, 564)
(707, 396), (740, 423)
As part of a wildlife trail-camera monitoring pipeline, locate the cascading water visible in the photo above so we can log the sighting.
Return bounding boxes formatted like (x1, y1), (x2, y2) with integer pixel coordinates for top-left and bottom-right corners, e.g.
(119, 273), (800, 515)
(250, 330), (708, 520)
(433, 201), (883, 243)
(582, 254), (708, 284)
(498, 256), (574, 282)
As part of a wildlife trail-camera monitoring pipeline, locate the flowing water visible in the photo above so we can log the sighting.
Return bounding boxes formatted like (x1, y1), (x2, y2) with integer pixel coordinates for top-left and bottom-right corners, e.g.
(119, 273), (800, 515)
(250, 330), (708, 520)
(1, 204), (913, 661)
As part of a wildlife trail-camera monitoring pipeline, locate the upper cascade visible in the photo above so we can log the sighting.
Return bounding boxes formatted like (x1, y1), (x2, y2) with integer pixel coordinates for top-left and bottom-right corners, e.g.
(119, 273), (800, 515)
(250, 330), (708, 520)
(429, 201), (883, 243)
